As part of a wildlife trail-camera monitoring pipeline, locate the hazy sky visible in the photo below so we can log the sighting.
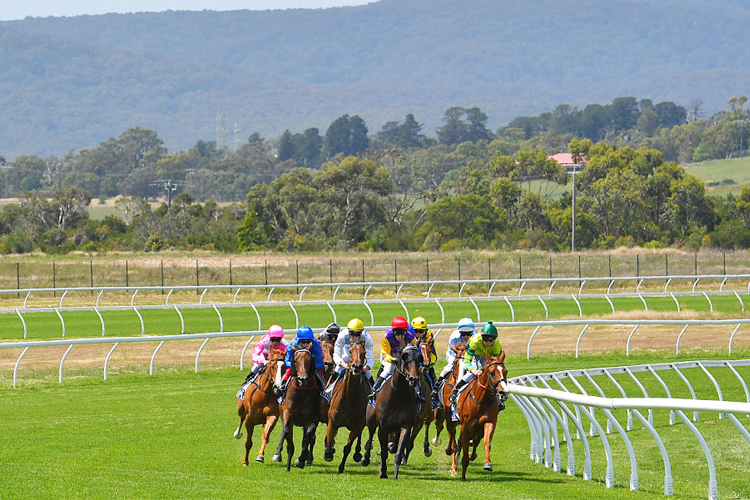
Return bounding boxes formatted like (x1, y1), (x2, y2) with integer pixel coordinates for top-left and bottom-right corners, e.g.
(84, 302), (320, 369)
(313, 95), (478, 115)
(0, 1), (374, 20)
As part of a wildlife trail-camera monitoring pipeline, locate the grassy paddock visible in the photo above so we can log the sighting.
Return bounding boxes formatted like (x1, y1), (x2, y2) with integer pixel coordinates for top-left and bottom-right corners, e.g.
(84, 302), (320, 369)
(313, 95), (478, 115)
(0, 249), (746, 298)
(1, 352), (750, 499)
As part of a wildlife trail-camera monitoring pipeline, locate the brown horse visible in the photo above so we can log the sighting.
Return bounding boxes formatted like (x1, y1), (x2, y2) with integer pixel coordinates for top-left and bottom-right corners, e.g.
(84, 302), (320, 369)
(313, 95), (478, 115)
(234, 350), (285, 465)
(431, 342), (467, 449)
(320, 338), (336, 383)
(323, 339), (369, 473)
(402, 339), (435, 463)
(361, 344), (422, 479)
(448, 351), (508, 480)
(273, 347), (323, 471)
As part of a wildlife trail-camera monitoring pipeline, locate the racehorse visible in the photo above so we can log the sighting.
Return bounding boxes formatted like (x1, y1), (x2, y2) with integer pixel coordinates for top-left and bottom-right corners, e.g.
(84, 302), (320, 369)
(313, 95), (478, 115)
(447, 351), (508, 480)
(361, 344), (422, 479)
(320, 338), (336, 383)
(234, 350), (285, 465)
(323, 339), (369, 473)
(402, 339), (435, 463)
(273, 347), (323, 471)
(431, 342), (467, 449)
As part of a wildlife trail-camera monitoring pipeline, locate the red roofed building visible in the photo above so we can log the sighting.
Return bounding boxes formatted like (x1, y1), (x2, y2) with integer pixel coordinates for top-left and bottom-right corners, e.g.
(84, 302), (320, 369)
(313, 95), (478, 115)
(548, 153), (587, 172)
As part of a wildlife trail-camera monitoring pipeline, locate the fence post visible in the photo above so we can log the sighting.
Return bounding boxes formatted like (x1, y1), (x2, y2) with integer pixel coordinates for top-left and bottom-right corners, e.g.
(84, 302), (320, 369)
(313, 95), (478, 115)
(264, 260), (268, 286)
(608, 254), (612, 277)
(549, 257), (552, 279)
(694, 251), (697, 275)
(90, 260), (94, 296)
(636, 254), (639, 277)
(723, 252), (726, 275)
(458, 258), (461, 292)
(578, 255), (581, 280)
(53, 261), (56, 297)
(426, 259), (430, 281)
(394, 259), (398, 293)
(229, 259), (233, 293)
(126, 260), (129, 288)
(519, 257), (522, 280)
(329, 259), (333, 292)
(195, 259), (199, 294)
(362, 259), (365, 294)
(161, 259), (164, 294)
(665, 254), (668, 277)
(16, 262), (19, 298)
(296, 260), (299, 294)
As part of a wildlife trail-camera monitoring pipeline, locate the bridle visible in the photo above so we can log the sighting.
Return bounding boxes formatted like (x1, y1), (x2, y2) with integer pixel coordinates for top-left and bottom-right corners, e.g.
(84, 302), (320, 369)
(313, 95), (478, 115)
(348, 339), (366, 376)
(396, 345), (420, 386)
(250, 358), (282, 395)
(291, 347), (317, 389)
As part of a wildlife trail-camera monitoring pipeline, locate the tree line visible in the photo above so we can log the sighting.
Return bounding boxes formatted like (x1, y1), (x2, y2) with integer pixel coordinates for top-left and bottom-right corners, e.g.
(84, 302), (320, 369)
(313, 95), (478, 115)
(1, 95), (749, 254)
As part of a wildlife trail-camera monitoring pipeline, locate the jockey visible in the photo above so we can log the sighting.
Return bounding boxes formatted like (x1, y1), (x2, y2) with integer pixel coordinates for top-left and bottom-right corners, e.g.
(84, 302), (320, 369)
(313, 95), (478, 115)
(241, 324), (288, 386)
(280, 325), (327, 394)
(326, 317), (375, 393)
(448, 321), (503, 407)
(436, 317), (476, 383)
(411, 316), (437, 387)
(318, 322), (340, 344)
(370, 316), (416, 398)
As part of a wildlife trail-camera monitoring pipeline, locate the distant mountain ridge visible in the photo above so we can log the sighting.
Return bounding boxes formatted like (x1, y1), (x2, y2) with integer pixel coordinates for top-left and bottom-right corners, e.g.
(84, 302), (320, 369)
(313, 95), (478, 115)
(1, 0), (750, 157)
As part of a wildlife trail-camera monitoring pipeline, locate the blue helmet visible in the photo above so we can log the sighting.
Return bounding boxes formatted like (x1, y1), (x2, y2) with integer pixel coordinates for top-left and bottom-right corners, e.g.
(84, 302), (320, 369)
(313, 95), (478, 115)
(457, 317), (475, 333)
(297, 325), (314, 340)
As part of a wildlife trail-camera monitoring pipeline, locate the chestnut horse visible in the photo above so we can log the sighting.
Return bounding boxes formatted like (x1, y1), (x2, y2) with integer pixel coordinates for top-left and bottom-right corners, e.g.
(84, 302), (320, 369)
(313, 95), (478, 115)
(402, 339), (435, 463)
(323, 339), (369, 473)
(447, 351), (508, 480)
(273, 347), (323, 471)
(361, 345), (422, 479)
(234, 350), (285, 464)
(321, 338), (336, 383)
(431, 342), (467, 449)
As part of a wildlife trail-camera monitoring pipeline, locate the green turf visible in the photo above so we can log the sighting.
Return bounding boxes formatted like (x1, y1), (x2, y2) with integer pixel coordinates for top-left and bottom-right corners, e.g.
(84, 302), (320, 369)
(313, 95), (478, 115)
(1, 351), (749, 499)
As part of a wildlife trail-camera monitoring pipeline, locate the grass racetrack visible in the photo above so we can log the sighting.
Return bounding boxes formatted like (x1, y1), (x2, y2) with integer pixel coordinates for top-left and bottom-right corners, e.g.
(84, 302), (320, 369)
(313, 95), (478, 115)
(2, 351), (750, 499)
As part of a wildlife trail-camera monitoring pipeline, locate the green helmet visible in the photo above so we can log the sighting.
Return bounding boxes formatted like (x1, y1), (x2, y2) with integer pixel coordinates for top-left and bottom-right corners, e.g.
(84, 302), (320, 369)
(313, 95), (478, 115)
(481, 321), (498, 337)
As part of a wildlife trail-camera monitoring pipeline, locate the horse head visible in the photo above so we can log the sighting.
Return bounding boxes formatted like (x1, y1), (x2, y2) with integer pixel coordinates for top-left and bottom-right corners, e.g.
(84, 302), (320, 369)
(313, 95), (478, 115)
(292, 347), (314, 385)
(399, 345), (421, 387)
(486, 351), (508, 401)
(321, 340), (335, 373)
(416, 340), (432, 370)
(266, 350), (285, 389)
(348, 339), (367, 376)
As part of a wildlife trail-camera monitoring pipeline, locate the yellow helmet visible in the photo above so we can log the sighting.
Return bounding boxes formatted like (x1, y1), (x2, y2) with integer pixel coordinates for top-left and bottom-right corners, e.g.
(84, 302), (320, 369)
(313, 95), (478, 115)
(347, 318), (365, 332)
(411, 316), (427, 330)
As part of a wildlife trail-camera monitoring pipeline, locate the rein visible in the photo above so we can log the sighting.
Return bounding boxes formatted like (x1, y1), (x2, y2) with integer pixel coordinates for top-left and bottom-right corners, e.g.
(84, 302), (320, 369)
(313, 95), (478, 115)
(250, 363), (279, 396)
(290, 347), (317, 390)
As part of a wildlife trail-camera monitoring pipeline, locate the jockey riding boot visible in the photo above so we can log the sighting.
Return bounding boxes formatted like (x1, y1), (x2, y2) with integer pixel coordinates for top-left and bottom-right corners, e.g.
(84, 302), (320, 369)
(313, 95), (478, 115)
(241, 371), (254, 386)
(370, 375), (385, 400)
(414, 384), (425, 402)
(448, 378), (468, 406)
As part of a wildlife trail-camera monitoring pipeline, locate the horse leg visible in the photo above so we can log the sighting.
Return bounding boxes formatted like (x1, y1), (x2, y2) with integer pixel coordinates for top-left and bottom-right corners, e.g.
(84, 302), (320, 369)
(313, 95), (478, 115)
(306, 427), (316, 466)
(285, 424), (295, 472)
(362, 409), (376, 467)
(295, 424), (311, 469)
(432, 408), (444, 445)
(393, 426), (410, 480)
(256, 415), (278, 463)
(235, 399), (247, 439)
(460, 428), (471, 481)
(423, 420), (432, 457)
(378, 426), (390, 479)
(324, 421), (339, 462)
(352, 433), (363, 463)
(483, 422), (496, 471)
(337, 427), (359, 474)
(272, 419), (287, 463)
(243, 423), (255, 466)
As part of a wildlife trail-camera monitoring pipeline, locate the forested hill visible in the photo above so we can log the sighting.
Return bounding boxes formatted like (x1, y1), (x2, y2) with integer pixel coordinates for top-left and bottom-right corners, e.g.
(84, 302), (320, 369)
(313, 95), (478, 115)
(2, 0), (750, 157)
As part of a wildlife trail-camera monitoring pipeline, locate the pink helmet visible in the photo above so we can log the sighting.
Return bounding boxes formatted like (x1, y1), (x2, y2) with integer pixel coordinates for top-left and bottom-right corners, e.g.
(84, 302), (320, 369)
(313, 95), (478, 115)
(268, 324), (284, 339)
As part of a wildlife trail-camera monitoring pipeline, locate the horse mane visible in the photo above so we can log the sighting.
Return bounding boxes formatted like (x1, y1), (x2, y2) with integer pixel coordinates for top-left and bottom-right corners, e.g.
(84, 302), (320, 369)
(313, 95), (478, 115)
(451, 342), (467, 354)
(269, 349), (285, 360)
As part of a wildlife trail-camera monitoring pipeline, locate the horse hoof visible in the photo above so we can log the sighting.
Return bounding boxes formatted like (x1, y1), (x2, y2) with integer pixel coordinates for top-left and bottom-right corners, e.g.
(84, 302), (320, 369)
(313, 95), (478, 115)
(388, 442), (396, 454)
(233, 430), (242, 439)
(431, 437), (442, 446)
(353, 452), (362, 462)
(271, 454), (282, 463)
(255, 456), (264, 463)
(380, 473), (388, 479)
(324, 453), (334, 462)
(424, 447), (432, 458)
(294, 459), (305, 469)
(362, 458), (370, 467)
(242, 462), (248, 466)
(306, 460), (313, 466)
(450, 471), (457, 477)
(483, 463), (493, 471)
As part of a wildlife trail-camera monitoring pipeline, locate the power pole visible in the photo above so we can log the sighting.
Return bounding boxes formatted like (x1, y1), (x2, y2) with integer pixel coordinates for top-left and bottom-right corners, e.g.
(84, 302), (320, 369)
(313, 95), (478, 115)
(164, 180), (177, 209)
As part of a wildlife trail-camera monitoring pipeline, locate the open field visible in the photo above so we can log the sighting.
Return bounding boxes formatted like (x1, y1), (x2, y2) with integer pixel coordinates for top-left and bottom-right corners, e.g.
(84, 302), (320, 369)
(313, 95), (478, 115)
(1, 351), (750, 500)
(684, 156), (750, 197)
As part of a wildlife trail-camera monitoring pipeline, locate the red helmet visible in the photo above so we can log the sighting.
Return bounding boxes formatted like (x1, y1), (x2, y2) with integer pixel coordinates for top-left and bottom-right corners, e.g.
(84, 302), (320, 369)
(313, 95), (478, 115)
(391, 316), (409, 330)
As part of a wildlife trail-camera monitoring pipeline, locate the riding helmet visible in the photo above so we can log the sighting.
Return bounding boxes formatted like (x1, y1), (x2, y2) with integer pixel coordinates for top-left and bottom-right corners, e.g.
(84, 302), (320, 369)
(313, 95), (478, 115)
(296, 325), (314, 340)
(411, 316), (427, 330)
(347, 317), (365, 332)
(391, 316), (409, 330)
(324, 322), (340, 337)
(457, 317), (475, 333)
(481, 321), (498, 337)
(268, 324), (284, 339)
